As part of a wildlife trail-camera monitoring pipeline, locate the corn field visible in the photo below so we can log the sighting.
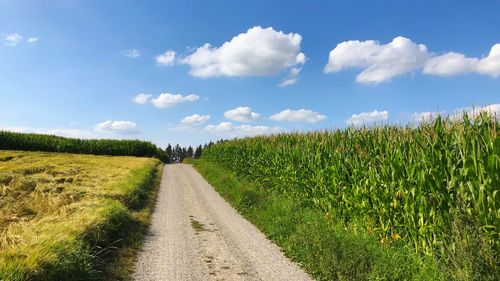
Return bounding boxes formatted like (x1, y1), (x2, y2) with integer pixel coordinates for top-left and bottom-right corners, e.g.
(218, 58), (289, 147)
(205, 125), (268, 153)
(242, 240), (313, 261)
(0, 131), (168, 162)
(202, 113), (499, 255)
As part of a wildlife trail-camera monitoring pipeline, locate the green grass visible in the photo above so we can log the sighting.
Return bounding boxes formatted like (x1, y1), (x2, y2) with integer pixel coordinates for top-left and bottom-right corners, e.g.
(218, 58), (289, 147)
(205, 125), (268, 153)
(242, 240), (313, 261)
(103, 164), (163, 280)
(194, 160), (444, 280)
(0, 150), (163, 280)
(182, 157), (196, 165)
(197, 113), (499, 280)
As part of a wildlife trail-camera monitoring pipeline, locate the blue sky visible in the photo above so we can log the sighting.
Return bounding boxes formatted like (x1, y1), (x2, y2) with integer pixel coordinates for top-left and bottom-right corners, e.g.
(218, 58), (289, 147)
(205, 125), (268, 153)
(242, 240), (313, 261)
(1, 0), (499, 147)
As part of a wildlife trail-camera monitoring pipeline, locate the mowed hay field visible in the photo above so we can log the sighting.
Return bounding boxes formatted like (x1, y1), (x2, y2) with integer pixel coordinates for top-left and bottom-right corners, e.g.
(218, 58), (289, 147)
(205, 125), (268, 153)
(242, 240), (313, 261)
(0, 150), (161, 281)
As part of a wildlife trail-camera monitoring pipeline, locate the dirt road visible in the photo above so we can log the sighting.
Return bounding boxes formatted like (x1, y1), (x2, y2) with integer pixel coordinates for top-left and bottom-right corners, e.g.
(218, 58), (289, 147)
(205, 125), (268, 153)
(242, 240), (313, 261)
(133, 164), (313, 281)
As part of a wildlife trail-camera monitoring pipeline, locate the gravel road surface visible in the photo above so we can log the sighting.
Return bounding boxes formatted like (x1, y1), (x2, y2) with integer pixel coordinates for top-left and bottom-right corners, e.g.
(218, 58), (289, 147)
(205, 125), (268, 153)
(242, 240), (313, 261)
(133, 164), (313, 281)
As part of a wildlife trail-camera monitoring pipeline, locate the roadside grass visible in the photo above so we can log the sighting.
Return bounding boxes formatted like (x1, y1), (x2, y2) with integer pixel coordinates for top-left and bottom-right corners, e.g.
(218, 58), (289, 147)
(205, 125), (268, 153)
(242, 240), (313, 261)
(103, 164), (163, 280)
(198, 114), (498, 280)
(193, 159), (496, 281)
(0, 150), (162, 280)
(182, 157), (196, 165)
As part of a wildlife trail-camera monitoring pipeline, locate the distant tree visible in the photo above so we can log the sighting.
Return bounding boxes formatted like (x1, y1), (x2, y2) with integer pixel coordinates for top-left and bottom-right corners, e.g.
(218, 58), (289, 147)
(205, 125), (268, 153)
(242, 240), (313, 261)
(186, 146), (194, 158)
(182, 147), (187, 159)
(173, 144), (183, 163)
(165, 144), (173, 163)
(194, 145), (202, 159)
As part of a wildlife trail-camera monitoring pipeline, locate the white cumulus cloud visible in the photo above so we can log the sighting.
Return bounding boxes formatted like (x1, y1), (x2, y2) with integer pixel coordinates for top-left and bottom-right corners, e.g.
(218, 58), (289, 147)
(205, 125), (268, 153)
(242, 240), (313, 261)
(155, 50), (176, 66)
(132, 93), (152, 104)
(182, 26), (305, 78)
(278, 79), (297, 87)
(278, 78), (297, 87)
(94, 120), (139, 134)
(270, 109), (326, 123)
(170, 114), (210, 132)
(122, 49), (141, 58)
(325, 36), (500, 82)
(289, 67), (301, 77)
(5, 33), (22, 46)
(425, 45), (500, 78)
(411, 111), (446, 122)
(412, 104), (500, 123)
(204, 122), (283, 138)
(476, 44), (500, 78)
(133, 92), (199, 108)
(324, 36), (429, 83)
(27, 37), (39, 43)
(451, 104), (500, 120)
(224, 106), (261, 122)
(278, 67), (302, 87)
(423, 52), (478, 76)
(181, 114), (210, 125)
(347, 110), (389, 126)
(151, 93), (199, 108)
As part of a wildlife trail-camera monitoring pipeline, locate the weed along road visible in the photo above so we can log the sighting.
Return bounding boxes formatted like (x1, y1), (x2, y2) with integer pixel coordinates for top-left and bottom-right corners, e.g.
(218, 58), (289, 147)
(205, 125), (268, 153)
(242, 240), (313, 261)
(133, 164), (313, 281)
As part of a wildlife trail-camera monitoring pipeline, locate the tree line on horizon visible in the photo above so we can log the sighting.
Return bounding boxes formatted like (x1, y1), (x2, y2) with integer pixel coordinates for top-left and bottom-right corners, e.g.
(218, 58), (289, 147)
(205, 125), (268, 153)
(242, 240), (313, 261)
(164, 139), (226, 163)
(0, 130), (228, 164)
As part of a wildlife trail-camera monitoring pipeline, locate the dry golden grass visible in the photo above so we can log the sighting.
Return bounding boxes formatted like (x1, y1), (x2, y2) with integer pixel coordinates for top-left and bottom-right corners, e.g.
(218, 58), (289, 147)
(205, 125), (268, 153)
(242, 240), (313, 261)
(0, 150), (160, 280)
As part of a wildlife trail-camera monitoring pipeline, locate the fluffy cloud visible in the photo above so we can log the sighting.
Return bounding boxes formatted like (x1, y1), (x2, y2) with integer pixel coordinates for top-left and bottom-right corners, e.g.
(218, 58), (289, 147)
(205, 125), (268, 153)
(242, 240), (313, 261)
(224, 106), (261, 122)
(27, 37), (39, 44)
(151, 93), (199, 108)
(278, 79), (297, 87)
(451, 104), (500, 120)
(155, 50), (176, 66)
(5, 33), (22, 46)
(270, 109), (326, 123)
(278, 67), (302, 87)
(169, 114), (210, 132)
(132, 93), (152, 104)
(204, 122), (283, 138)
(122, 49), (141, 58)
(423, 45), (500, 78)
(295, 53), (306, 65)
(346, 110), (388, 126)
(476, 44), (500, 77)
(289, 67), (301, 77)
(95, 120), (139, 134)
(133, 92), (199, 108)
(325, 36), (429, 83)
(423, 52), (478, 76)
(325, 36), (500, 82)
(181, 114), (210, 125)
(170, 114), (210, 132)
(182, 26), (305, 78)
(412, 104), (499, 123)
(411, 111), (446, 122)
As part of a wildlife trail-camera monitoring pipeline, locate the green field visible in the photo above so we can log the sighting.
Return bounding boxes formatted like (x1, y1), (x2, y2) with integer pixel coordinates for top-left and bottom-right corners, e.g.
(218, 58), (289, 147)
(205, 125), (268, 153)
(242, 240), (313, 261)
(197, 113), (499, 280)
(0, 150), (162, 281)
(0, 131), (168, 162)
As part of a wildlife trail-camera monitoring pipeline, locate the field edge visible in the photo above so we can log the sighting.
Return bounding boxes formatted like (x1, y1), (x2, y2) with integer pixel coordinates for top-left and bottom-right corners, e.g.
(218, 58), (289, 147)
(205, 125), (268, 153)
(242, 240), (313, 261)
(193, 159), (465, 281)
(102, 162), (164, 280)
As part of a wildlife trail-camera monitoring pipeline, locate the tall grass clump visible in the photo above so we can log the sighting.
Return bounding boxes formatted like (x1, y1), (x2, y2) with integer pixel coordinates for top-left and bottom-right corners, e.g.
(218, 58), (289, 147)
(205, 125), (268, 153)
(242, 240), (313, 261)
(0, 131), (168, 162)
(201, 113), (499, 279)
